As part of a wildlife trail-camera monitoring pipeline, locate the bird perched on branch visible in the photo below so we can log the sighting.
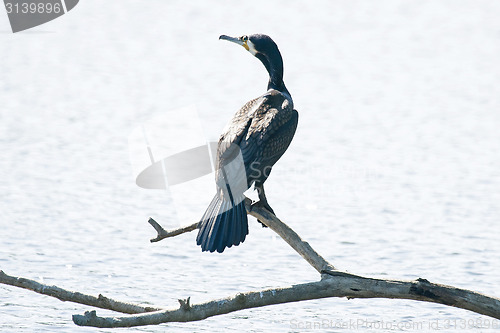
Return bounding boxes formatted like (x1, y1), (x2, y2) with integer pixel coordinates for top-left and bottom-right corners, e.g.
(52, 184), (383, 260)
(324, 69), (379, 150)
(196, 34), (299, 253)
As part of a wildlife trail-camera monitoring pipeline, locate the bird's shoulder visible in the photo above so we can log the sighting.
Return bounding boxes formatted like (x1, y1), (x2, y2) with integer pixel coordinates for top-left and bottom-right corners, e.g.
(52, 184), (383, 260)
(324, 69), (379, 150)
(245, 89), (296, 140)
(218, 90), (296, 146)
(255, 89), (293, 112)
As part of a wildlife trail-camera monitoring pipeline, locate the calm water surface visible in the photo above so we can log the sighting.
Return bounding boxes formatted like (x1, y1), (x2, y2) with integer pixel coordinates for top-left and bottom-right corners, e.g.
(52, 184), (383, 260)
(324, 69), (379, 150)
(1, 1), (500, 332)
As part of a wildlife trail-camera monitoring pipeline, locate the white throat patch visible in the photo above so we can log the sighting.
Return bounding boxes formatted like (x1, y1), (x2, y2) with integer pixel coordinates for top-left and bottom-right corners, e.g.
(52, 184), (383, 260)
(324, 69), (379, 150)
(246, 40), (258, 56)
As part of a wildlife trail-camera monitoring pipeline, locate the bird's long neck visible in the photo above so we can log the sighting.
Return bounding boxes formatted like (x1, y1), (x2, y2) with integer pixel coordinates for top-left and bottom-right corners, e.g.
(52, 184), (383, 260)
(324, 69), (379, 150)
(256, 52), (290, 97)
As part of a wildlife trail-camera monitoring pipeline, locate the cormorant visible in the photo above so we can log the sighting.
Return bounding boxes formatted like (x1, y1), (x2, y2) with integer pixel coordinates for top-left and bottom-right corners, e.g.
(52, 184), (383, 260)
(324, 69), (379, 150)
(196, 34), (299, 253)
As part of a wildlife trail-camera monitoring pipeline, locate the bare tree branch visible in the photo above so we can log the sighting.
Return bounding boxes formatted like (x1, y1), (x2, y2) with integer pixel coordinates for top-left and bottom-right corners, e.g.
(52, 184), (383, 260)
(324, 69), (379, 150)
(244, 198), (334, 272)
(72, 273), (500, 328)
(0, 270), (161, 314)
(148, 197), (333, 273)
(149, 218), (198, 242)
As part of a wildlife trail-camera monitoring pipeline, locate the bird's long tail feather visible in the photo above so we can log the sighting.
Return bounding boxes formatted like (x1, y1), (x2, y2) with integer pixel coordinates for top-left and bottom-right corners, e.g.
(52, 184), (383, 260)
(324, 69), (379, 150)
(196, 194), (248, 253)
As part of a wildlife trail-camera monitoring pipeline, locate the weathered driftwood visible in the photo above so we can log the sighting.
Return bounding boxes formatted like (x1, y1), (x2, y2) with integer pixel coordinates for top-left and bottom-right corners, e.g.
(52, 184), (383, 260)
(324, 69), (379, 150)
(0, 270), (160, 314)
(1, 196), (500, 328)
(72, 271), (500, 327)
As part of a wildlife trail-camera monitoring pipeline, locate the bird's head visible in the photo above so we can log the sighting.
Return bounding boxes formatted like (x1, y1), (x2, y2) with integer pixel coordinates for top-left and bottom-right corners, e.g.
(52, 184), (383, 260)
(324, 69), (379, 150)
(219, 34), (286, 93)
(219, 34), (278, 56)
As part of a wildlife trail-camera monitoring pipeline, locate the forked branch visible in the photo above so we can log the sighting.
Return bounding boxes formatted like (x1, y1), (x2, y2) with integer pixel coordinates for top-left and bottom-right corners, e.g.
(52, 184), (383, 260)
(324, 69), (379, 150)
(149, 218), (198, 242)
(149, 197), (333, 273)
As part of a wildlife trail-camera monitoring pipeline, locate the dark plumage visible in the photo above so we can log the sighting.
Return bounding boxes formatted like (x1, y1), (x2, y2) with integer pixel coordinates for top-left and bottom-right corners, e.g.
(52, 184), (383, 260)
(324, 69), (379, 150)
(196, 34), (299, 253)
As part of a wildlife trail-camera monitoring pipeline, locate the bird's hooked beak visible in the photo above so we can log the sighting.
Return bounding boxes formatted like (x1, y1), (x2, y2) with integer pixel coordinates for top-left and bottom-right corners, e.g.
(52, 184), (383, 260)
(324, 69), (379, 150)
(219, 35), (257, 55)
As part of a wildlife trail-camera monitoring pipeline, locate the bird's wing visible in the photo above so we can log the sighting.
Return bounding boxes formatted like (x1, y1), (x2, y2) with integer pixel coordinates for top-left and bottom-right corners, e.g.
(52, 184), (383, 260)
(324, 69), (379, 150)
(214, 97), (262, 196)
(216, 96), (263, 164)
(240, 90), (298, 167)
(215, 91), (298, 194)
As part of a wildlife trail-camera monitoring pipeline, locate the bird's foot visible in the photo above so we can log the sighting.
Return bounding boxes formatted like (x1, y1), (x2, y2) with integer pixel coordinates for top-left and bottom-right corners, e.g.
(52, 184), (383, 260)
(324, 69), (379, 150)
(251, 200), (275, 227)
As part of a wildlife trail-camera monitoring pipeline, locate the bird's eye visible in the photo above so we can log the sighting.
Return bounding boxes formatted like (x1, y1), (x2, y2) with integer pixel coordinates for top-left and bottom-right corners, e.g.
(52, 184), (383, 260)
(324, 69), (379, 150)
(240, 35), (248, 42)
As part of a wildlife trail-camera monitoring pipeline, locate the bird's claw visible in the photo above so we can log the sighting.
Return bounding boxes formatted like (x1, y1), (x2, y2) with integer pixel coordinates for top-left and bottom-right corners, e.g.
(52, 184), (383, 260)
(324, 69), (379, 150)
(251, 200), (275, 227)
(251, 199), (275, 214)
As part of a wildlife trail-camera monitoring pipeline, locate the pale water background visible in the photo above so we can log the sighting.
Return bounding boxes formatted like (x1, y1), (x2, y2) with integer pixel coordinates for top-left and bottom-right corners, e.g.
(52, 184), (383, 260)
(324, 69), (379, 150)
(1, 1), (500, 332)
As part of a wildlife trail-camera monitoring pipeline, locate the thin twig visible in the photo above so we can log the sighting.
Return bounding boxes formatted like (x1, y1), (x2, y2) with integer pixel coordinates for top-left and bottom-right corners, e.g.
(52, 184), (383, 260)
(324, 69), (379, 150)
(0, 270), (161, 314)
(149, 218), (198, 242)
